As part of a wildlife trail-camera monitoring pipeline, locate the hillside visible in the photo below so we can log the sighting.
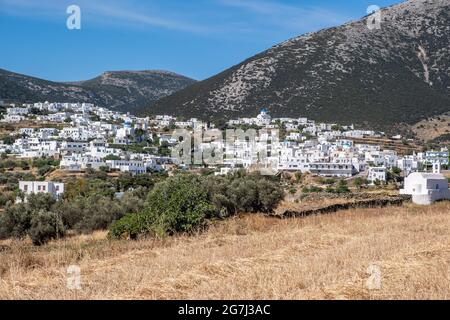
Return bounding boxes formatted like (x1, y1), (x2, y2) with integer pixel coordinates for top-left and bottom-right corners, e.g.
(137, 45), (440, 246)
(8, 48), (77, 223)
(145, 0), (450, 131)
(0, 69), (195, 113)
(1, 202), (449, 299)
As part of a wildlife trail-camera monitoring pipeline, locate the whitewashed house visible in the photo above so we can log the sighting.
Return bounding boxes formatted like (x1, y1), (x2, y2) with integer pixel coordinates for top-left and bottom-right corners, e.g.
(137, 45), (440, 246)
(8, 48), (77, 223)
(309, 162), (355, 177)
(38, 128), (58, 139)
(7, 107), (29, 116)
(60, 127), (85, 141)
(60, 154), (106, 171)
(367, 167), (387, 184)
(144, 159), (164, 172)
(419, 149), (449, 166)
(397, 155), (419, 174)
(365, 151), (385, 166)
(286, 132), (302, 142)
(2, 114), (25, 123)
(106, 160), (146, 175)
(19, 128), (35, 136)
(61, 141), (89, 154)
(18, 181), (64, 200)
(400, 164), (450, 205)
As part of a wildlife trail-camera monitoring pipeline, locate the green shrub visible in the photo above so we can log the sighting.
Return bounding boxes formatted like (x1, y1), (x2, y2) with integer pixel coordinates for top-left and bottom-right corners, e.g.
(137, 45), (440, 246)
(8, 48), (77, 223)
(202, 173), (284, 215)
(18, 160), (30, 170)
(86, 169), (108, 180)
(319, 178), (336, 185)
(109, 175), (215, 239)
(0, 193), (13, 207)
(0, 203), (32, 240)
(38, 165), (54, 176)
(99, 165), (110, 172)
(302, 186), (323, 193)
(32, 157), (59, 168)
(28, 211), (65, 246)
(27, 193), (57, 212)
(108, 213), (148, 240)
(116, 172), (162, 191)
(257, 179), (285, 212)
(104, 155), (121, 161)
(353, 177), (368, 190)
(0, 193), (59, 241)
(56, 194), (130, 234)
(144, 175), (216, 236)
(109, 172), (285, 240)
(336, 180), (350, 193)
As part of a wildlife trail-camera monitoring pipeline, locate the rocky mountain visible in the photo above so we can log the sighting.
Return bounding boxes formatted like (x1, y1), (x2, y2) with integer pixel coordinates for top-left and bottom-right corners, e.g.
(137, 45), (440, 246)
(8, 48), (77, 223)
(0, 69), (195, 112)
(145, 0), (450, 131)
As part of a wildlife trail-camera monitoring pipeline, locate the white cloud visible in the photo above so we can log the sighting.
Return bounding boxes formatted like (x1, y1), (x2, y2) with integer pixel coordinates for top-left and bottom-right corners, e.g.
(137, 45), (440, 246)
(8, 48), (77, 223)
(85, 2), (206, 33)
(0, 0), (207, 33)
(0, 0), (352, 37)
(219, 0), (350, 31)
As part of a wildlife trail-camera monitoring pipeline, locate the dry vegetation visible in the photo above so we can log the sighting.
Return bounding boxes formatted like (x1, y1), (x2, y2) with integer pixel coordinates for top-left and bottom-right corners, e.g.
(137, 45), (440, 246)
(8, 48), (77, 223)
(412, 113), (450, 142)
(0, 202), (449, 300)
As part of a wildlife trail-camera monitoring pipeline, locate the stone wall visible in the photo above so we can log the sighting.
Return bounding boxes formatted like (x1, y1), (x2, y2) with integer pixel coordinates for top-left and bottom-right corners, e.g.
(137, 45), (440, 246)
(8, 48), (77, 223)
(275, 196), (410, 219)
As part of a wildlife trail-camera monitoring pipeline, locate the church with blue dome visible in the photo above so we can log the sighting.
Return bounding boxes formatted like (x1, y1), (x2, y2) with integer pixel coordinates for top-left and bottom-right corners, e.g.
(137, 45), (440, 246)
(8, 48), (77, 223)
(256, 108), (271, 126)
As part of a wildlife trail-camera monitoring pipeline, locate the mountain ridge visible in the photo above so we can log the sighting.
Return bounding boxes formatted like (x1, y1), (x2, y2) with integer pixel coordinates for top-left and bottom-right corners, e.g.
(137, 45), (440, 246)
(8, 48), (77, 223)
(0, 68), (196, 112)
(143, 0), (450, 131)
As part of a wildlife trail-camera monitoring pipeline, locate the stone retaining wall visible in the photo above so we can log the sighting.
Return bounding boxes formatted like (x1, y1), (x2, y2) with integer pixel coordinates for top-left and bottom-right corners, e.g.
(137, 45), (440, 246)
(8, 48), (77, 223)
(274, 196), (410, 219)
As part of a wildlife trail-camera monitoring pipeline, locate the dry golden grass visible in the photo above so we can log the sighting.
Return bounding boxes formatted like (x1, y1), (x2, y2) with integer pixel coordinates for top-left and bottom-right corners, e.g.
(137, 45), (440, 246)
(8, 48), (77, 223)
(411, 113), (450, 142)
(442, 170), (450, 179)
(0, 202), (449, 300)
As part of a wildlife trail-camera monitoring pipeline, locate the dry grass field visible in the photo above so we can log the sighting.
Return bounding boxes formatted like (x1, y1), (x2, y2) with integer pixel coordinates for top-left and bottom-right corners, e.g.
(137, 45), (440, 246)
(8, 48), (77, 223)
(0, 202), (449, 300)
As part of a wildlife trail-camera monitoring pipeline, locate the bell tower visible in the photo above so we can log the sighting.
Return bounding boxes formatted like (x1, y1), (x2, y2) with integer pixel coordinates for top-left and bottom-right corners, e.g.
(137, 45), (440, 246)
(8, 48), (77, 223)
(432, 162), (441, 174)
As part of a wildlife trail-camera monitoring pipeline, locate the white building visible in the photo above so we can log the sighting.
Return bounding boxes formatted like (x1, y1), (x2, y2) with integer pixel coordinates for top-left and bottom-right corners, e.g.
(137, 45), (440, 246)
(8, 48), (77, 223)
(18, 181), (64, 200)
(19, 128), (35, 136)
(400, 165), (450, 205)
(2, 114), (24, 123)
(419, 149), (449, 166)
(397, 156), (419, 175)
(60, 154), (106, 171)
(367, 167), (387, 184)
(309, 162), (356, 177)
(215, 166), (240, 176)
(106, 160), (146, 175)
(7, 107), (29, 116)
(255, 109), (271, 126)
(61, 141), (89, 154)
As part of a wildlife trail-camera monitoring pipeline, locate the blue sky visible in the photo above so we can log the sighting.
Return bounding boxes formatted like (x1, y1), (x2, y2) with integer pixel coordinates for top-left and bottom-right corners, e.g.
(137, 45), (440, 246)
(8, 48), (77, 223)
(0, 0), (401, 82)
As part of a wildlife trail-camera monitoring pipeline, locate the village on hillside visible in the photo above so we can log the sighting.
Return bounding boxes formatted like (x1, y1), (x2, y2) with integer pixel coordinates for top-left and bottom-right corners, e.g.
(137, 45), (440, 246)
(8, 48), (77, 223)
(0, 99), (449, 210)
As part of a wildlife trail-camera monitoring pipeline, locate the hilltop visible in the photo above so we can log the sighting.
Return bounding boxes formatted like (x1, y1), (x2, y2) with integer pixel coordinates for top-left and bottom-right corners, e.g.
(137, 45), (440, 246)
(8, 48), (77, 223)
(0, 68), (195, 113)
(145, 0), (450, 132)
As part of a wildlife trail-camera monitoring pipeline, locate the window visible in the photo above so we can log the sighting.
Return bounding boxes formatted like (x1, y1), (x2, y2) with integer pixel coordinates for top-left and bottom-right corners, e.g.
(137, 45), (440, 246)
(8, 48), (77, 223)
(24, 185), (28, 192)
